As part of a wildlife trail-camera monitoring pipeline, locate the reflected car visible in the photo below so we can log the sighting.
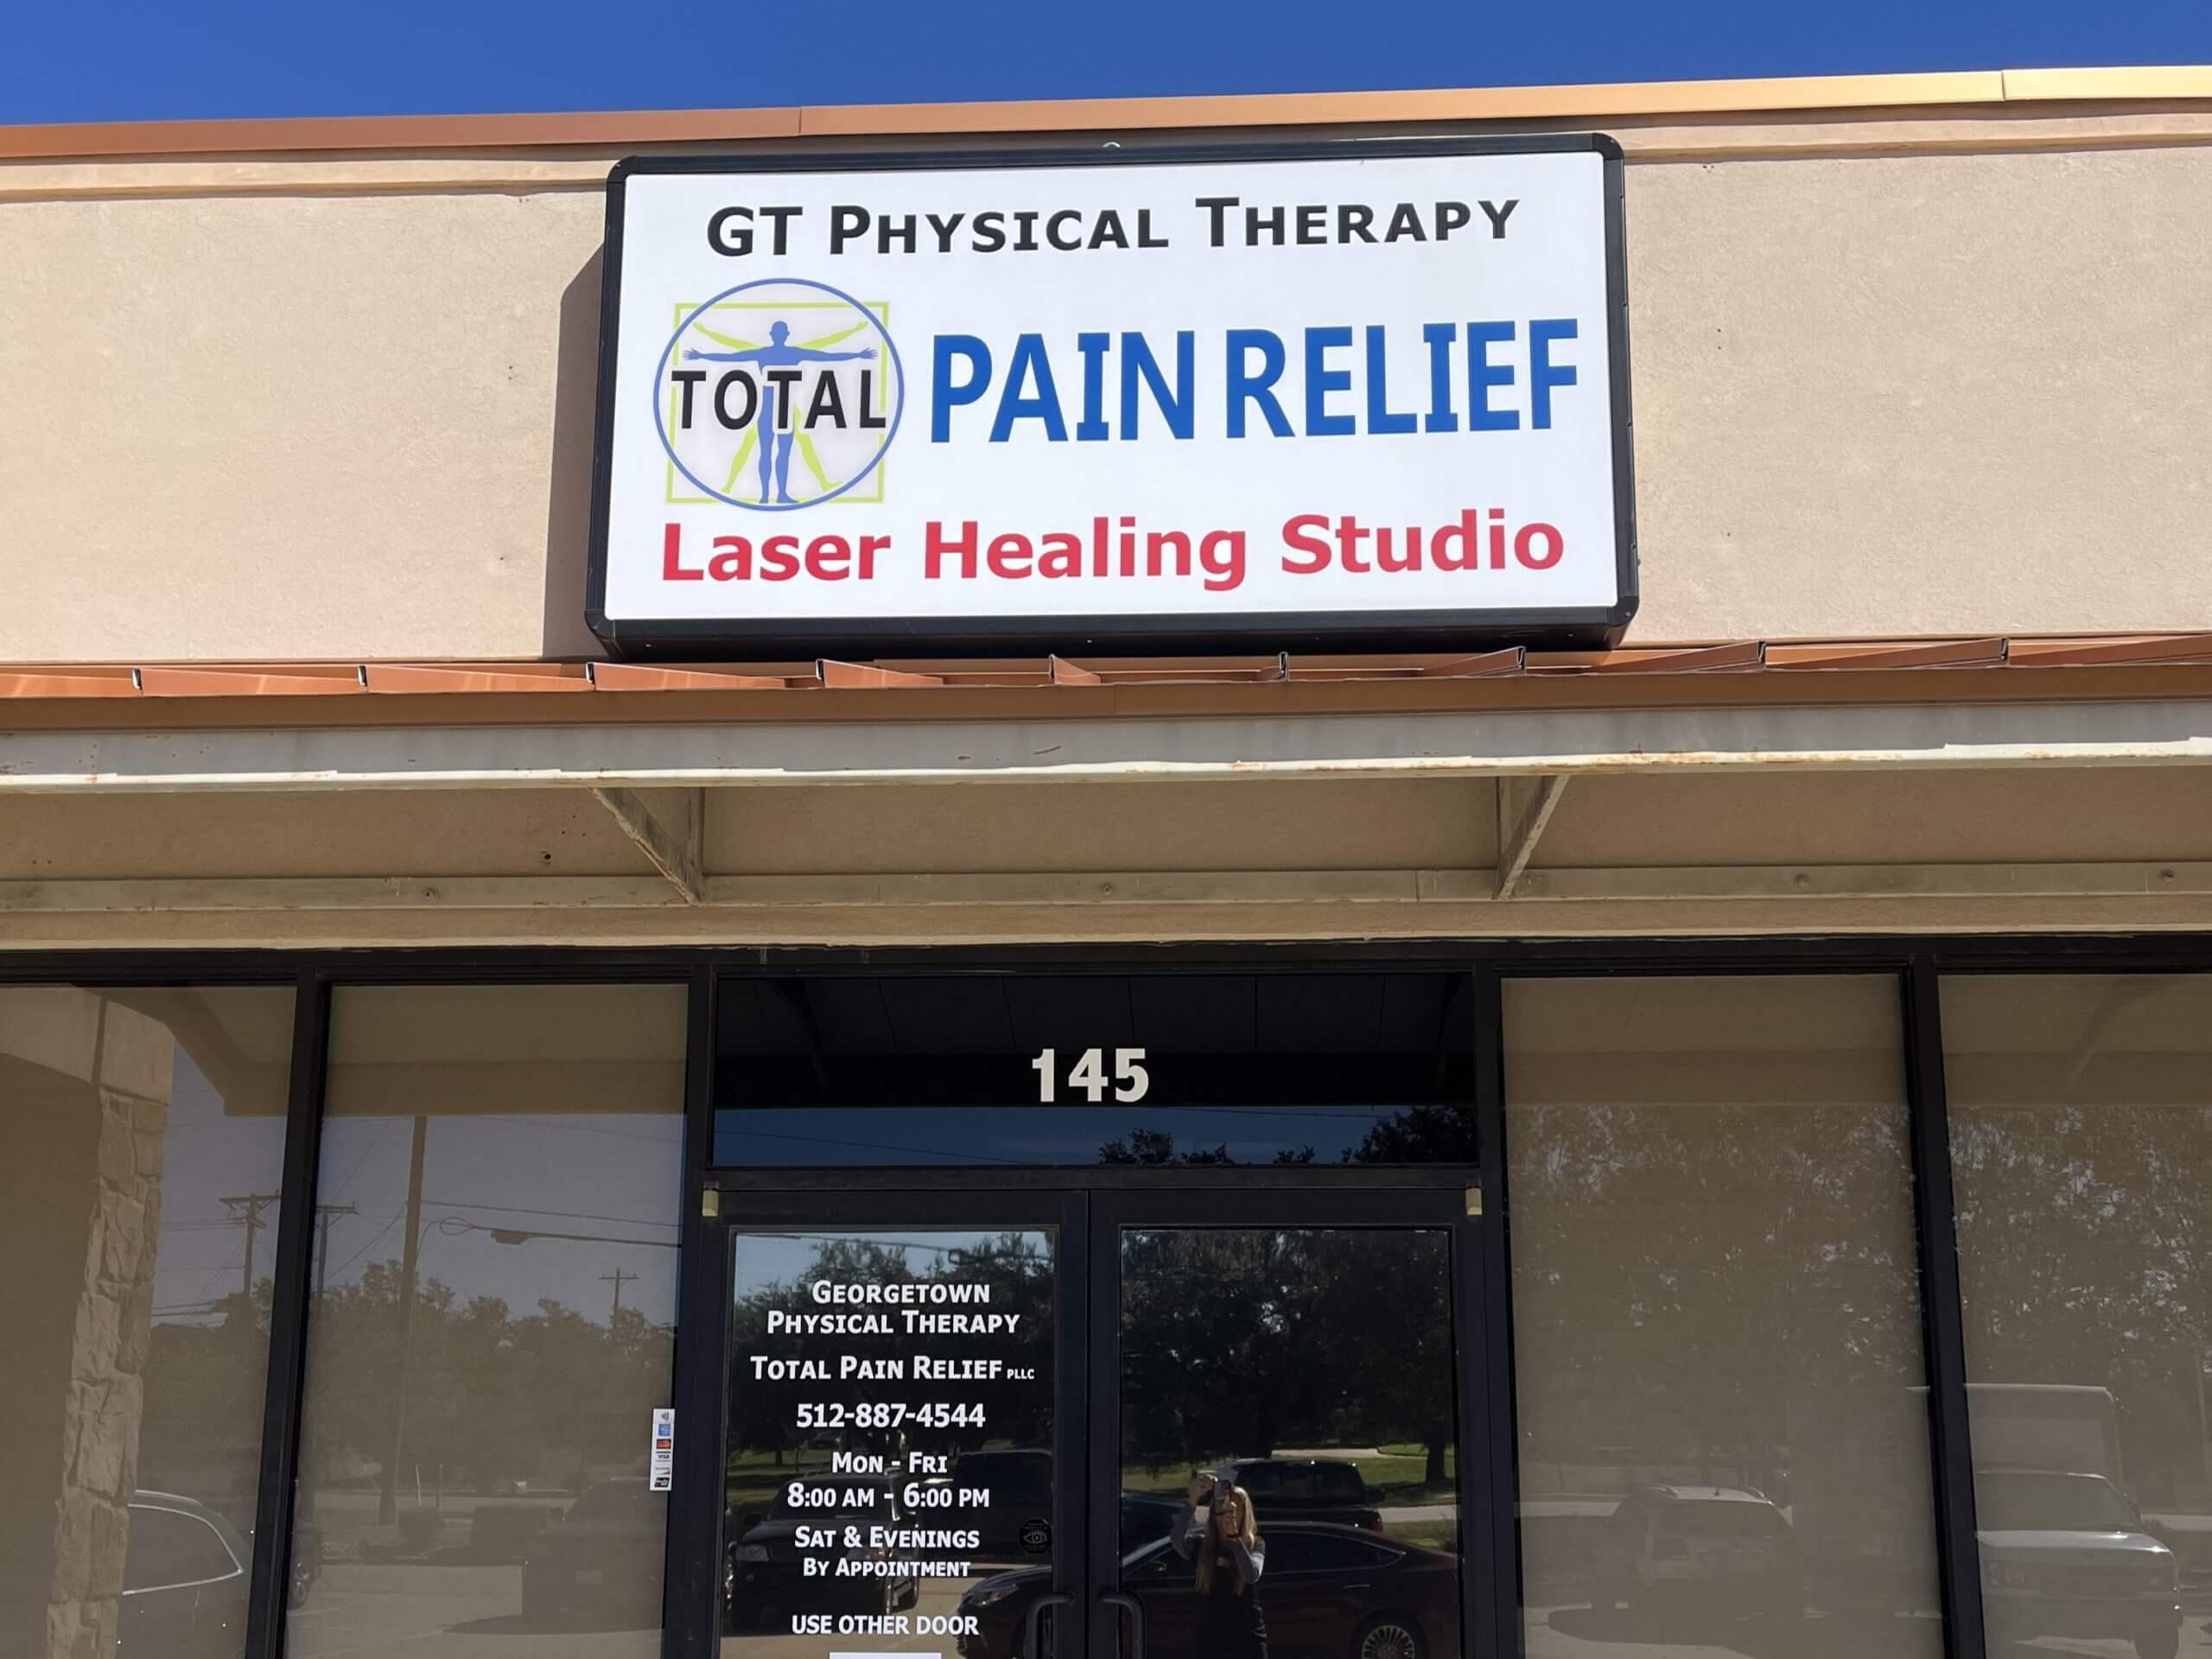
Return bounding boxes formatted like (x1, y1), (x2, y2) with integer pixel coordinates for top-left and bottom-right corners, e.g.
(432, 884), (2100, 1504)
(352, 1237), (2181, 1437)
(728, 1473), (921, 1626)
(118, 1491), (251, 1657)
(1976, 1467), (2181, 1659)
(957, 1521), (1459, 1659)
(1592, 1485), (1802, 1619)
(1120, 1493), (1182, 1556)
(519, 1477), (666, 1628)
(1223, 1459), (1384, 1532)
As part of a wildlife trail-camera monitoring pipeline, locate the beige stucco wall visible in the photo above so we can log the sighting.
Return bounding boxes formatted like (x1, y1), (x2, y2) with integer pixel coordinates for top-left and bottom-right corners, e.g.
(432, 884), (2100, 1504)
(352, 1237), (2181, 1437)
(2, 125), (2209, 663)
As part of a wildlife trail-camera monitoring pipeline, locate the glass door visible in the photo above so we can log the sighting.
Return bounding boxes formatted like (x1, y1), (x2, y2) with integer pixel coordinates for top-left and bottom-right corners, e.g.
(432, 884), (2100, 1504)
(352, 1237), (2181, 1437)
(715, 1194), (1088, 1659)
(1090, 1192), (1486, 1659)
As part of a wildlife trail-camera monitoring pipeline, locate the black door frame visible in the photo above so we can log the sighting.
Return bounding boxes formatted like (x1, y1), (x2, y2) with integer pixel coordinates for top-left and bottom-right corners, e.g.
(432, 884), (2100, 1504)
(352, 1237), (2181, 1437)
(1087, 1187), (1497, 1659)
(696, 1184), (1501, 1659)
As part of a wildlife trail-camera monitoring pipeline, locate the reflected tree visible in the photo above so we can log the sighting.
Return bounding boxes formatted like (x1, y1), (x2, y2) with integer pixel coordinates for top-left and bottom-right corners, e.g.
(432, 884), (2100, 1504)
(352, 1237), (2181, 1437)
(1953, 1097), (2212, 1508)
(1119, 1230), (1455, 1483)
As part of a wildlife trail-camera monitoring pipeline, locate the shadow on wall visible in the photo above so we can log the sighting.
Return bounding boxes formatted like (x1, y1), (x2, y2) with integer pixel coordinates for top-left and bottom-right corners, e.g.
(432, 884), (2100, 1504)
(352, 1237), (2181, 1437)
(542, 248), (607, 661)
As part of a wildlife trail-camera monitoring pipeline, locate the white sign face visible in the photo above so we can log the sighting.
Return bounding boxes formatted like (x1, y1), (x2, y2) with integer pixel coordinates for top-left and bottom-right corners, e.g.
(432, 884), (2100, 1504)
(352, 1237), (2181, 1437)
(589, 140), (1633, 657)
(648, 1407), (674, 1491)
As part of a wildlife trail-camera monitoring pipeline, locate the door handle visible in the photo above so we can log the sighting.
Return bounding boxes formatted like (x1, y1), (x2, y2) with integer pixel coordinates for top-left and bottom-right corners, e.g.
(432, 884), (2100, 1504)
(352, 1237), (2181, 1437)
(1103, 1591), (1145, 1659)
(1026, 1591), (1072, 1659)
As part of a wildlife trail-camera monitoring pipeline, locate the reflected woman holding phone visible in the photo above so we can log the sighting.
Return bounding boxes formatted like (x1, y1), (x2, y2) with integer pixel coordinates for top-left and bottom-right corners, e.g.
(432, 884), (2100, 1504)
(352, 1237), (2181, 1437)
(1173, 1472), (1268, 1659)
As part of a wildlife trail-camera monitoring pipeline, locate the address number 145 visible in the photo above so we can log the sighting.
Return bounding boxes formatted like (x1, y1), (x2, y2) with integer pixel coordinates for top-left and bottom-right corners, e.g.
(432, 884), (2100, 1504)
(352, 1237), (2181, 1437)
(1031, 1047), (1149, 1103)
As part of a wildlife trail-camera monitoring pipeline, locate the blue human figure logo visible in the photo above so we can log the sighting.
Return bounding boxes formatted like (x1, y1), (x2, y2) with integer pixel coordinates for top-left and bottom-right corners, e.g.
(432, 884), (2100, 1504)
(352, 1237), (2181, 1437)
(683, 319), (878, 505)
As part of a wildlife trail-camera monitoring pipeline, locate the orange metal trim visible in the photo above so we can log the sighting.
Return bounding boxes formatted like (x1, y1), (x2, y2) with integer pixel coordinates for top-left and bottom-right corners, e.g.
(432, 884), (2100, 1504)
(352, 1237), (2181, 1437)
(1415, 648), (1527, 678)
(4, 637), (2212, 729)
(588, 662), (795, 691)
(9, 66), (2209, 164)
(1768, 638), (2008, 671)
(1585, 641), (1768, 673)
(1047, 657), (1102, 687)
(2005, 633), (2212, 667)
(816, 659), (945, 690)
(798, 72), (2005, 137)
(6, 658), (2212, 736)
(137, 665), (366, 696)
(362, 664), (592, 694)
(0, 667), (140, 698)
(0, 103), (799, 162)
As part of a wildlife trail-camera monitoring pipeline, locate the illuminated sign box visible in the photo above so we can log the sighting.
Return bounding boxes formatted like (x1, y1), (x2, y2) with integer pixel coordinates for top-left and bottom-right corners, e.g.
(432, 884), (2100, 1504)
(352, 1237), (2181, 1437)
(587, 137), (1635, 658)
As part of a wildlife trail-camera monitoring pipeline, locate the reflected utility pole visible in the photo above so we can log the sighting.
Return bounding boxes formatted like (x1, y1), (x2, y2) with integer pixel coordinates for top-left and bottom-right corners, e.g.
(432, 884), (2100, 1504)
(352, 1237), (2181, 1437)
(219, 1192), (282, 1305)
(601, 1268), (638, 1323)
(314, 1203), (360, 1302)
(299, 1201), (359, 1531)
(379, 1116), (429, 1528)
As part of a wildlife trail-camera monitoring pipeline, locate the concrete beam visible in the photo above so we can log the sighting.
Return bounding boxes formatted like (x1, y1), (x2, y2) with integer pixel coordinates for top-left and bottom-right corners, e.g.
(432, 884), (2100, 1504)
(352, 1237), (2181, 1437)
(3, 861), (2209, 914)
(3, 697), (2212, 794)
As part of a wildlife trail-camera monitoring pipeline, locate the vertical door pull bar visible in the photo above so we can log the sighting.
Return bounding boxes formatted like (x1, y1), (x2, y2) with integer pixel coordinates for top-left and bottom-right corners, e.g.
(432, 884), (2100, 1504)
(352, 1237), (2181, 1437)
(1102, 1591), (1145, 1659)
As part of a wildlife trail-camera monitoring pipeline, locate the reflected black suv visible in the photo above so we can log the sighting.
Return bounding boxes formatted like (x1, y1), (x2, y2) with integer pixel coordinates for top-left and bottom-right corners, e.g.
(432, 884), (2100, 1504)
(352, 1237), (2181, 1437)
(1223, 1459), (1384, 1532)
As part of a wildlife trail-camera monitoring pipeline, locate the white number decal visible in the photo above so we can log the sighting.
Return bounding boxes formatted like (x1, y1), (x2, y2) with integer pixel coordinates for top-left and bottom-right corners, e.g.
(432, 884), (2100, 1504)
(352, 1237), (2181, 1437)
(1069, 1047), (1107, 1103)
(1031, 1046), (1149, 1103)
(1115, 1048), (1149, 1102)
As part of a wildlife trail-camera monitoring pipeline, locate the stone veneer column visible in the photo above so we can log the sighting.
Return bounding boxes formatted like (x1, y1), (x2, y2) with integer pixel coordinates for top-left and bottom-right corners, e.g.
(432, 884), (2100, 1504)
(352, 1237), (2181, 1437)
(0, 994), (172, 1659)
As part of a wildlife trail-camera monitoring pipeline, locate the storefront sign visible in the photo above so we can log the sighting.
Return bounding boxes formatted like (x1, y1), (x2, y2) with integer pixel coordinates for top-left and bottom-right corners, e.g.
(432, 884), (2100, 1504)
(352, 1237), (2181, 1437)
(588, 137), (1633, 658)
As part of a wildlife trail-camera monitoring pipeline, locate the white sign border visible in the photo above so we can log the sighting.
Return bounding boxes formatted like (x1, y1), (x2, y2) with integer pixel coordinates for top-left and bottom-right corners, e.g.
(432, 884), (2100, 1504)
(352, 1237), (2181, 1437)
(585, 135), (1637, 660)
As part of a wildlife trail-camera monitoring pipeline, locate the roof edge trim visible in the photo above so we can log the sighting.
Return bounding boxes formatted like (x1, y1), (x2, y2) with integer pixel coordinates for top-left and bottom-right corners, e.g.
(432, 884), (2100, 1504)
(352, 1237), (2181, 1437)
(2, 65), (2209, 163)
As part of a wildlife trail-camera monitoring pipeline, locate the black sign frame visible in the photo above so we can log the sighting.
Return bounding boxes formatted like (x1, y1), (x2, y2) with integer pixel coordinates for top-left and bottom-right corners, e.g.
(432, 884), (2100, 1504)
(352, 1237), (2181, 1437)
(585, 133), (1637, 660)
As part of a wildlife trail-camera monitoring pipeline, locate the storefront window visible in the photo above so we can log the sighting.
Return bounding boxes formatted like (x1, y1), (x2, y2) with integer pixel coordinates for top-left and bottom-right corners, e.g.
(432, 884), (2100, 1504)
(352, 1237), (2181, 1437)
(715, 973), (1476, 1166)
(0, 985), (294, 1659)
(1504, 975), (1944, 1656)
(1947, 973), (2211, 1659)
(283, 983), (688, 1658)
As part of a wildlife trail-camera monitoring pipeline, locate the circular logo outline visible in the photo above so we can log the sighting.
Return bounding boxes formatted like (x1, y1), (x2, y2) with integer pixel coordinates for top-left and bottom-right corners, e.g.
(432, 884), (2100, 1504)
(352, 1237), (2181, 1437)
(652, 276), (906, 513)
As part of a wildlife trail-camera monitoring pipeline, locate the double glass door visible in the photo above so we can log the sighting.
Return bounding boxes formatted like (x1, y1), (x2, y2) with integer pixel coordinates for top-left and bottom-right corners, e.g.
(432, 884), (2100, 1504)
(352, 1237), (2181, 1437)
(714, 1190), (1487, 1659)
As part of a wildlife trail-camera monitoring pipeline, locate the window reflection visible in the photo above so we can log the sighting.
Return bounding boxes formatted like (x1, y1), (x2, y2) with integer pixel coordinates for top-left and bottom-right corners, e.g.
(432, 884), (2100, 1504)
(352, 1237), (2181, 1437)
(1947, 974), (2210, 1659)
(1505, 976), (1946, 1657)
(0, 986), (292, 1659)
(283, 984), (686, 1659)
(1116, 1229), (1462, 1659)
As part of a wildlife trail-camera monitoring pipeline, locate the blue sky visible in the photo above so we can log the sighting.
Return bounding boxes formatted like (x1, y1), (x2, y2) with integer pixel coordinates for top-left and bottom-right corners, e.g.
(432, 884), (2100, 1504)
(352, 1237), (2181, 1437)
(2, 0), (2208, 126)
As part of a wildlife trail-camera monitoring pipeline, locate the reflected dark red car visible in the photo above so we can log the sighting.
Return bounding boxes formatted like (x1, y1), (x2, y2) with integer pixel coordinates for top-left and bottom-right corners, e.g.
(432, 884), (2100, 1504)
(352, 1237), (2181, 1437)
(957, 1521), (1459, 1659)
